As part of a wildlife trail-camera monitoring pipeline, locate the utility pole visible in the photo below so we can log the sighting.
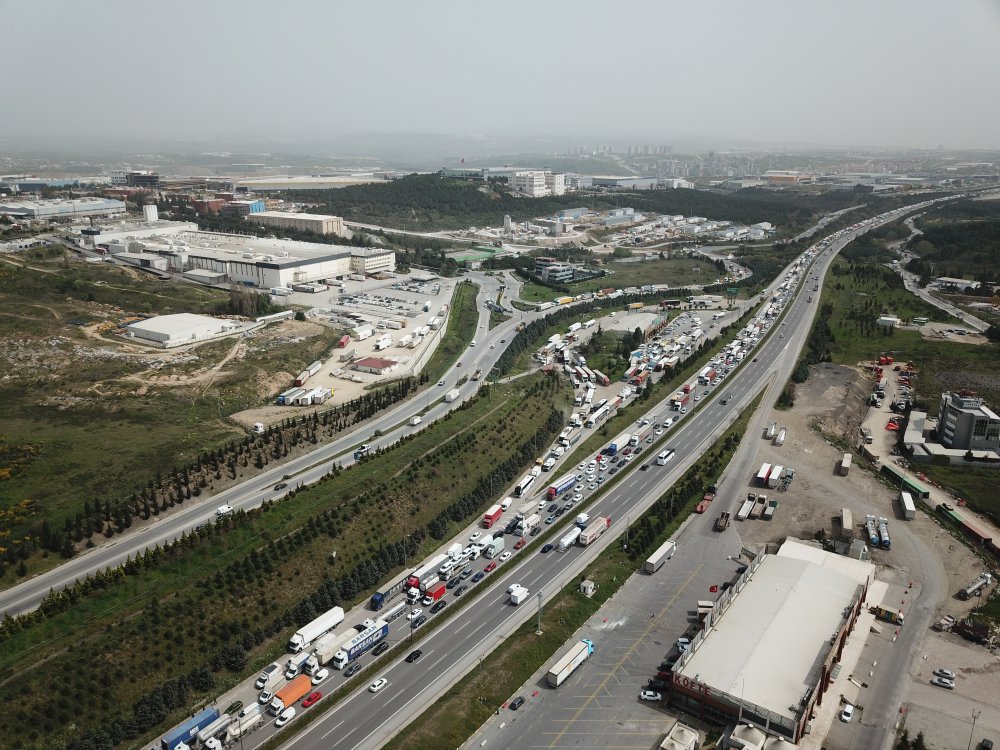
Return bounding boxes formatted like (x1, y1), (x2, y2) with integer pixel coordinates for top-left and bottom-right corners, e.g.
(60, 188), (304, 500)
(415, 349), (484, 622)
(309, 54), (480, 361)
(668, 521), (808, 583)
(967, 709), (981, 750)
(536, 589), (544, 635)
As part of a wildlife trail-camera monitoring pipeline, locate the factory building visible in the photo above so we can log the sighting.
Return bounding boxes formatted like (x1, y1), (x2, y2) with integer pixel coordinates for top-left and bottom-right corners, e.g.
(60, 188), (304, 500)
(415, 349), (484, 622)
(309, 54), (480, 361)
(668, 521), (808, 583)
(250, 211), (346, 236)
(0, 197), (126, 220)
(938, 391), (1000, 452)
(125, 313), (249, 348)
(592, 175), (659, 190)
(668, 540), (874, 743)
(110, 170), (160, 188)
(222, 199), (266, 215)
(511, 171), (549, 197)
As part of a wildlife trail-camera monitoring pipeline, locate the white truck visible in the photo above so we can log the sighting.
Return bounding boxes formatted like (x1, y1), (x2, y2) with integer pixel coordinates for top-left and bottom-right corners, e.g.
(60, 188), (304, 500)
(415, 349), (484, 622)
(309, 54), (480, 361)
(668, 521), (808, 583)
(575, 513), (590, 528)
(445, 388), (461, 403)
(518, 513), (540, 533)
(509, 584), (530, 605)
(547, 639), (595, 687)
(288, 606), (346, 652)
(557, 527), (582, 552)
(225, 708), (261, 742)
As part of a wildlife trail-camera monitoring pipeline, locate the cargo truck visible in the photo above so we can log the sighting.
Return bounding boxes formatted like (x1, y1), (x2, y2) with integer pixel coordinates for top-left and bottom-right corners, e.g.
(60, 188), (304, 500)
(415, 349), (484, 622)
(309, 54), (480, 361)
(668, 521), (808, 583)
(285, 650), (311, 679)
(871, 604), (904, 626)
(671, 392), (690, 411)
(305, 630), (350, 675)
(288, 606), (346, 652)
(421, 581), (447, 606)
(518, 513), (541, 533)
(899, 491), (916, 520)
(839, 453), (852, 476)
(270, 675), (312, 715)
(557, 527), (582, 551)
(445, 388), (461, 403)
(765, 421), (777, 440)
(409, 415), (423, 426)
(546, 473), (578, 500)
(756, 463), (772, 487)
(643, 540), (676, 573)
(331, 619), (390, 669)
(960, 573), (992, 600)
(608, 432), (632, 456)
(547, 639), (595, 687)
(714, 512), (731, 532)
(774, 428), (786, 447)
(579, 516), (611, 546)
(575, 513), (590, 527)
(370, 578), (407, 610)
(407, 554), (449, 591)
(516, 500), (537, 520)
(161, 707), (221, 750)
(196, 715), (233, 746)
(737, 494), (756, 521)
(763, 498), (778, 520)
(225, 709), (261, 742)
(767, 466), (783, 489)
(482, 504), (503, 529)
(750, 494), (766, 519)
(509, 584), (530, 605)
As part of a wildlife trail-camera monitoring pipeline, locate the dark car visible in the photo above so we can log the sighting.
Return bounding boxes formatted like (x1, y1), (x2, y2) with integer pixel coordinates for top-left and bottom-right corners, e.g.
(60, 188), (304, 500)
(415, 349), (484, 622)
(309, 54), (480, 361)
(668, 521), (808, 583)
(660, 657), (678, 671)
(471, 571), (485, 583)
(504, 521), (519, 534)
(529, 526), (542, 537)
(721, 581), (733, 591)
(609, 467), (618, 475)
(372, 641), (390, 656)
(541, 543), (554, 553)
(648, 679), (668, 690)
(460, 567), (473, 579)
(548, 504), (558, 513)
(224, 700), (243, 716)
(555, 507), (566, 516)
(412, 614), (427, 628)
(454, 585), (469, 597)
(509, 696), (526, 710)
(430, 600), (448, 614)
(617, 459), (626, 467)
(405, 650), (423, 663)
(344, 662), (363, 677)
(446, 577), (461, 589)
(640, 464), (649, 471)
(274, 482), (288, 491)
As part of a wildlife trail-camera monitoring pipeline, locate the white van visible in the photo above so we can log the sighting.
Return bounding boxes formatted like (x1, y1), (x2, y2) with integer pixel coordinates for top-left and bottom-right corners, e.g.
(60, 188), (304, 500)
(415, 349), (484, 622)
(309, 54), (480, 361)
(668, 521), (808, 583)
(500, 497), (513, 511)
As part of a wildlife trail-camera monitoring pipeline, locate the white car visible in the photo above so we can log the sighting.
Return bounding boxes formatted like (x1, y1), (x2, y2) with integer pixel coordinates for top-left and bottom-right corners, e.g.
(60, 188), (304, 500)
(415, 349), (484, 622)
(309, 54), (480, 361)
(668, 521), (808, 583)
(840, 704), (854, 723)
(537, 500), (547, 509)
(216, 504), (234, 516)
(275, 706), (296, 727)
(407, 608), (423, 620)
(639, 691), (662, 702)
(499, 551), (512, 562)
(572, 493), (583, 503)
(655, 428), (663, 435)
(676, 637), (691, 652)
(469, 531), (482, 542)
(311, 668), (329, 685)
(368, 678), (388, 693)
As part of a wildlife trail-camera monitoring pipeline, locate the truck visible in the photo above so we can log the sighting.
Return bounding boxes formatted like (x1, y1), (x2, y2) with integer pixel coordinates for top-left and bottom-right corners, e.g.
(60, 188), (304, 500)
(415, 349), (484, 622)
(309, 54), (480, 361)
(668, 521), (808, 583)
(841, 508), (854, 541)
(472, 368), (483, 381)
(756, 463), (772, 487)
(608, 432), (632, 456)
(737, 493), (756, 521)
(482, 536), (505, 559)
(305, 630), (348, 675)
(579, 516), (611, 546)
(513, 474), (535, 498)
(749, 494), (766, 520)
(932, 614), (957, 632)
(899, 491), (916, 520)
(695, 487), (716, 514)
(697, 366), (717, 385)
(407, 554), (449, 592)
(445, 388), (461, 403)
(767, 465), (783, 490)
(162, 707), (221, 750)
(878, 517), (891, 550)
(421, 581), (446, 606)
(331, 619), (390, 669)
(714, 511), (731, 532)
(765, 421), (777, 440)
(288, 606), (346, 652)
(284, 650), (311, 679)
(865, 514), (880, 547)
(763, 498), (778, 520)
(270, 674), (313, 715)
(516, 500), (537, 520)
(269, 286), (294, 296)
(960, 573), (992, 600)
(370, 577), (407, 610)
(482, 504), (503, 529)
(839, 453), (852, 476)
(518, 513), (541, 533)
(871, 604), (904, 626)
(575, 513), (590, 527)
(557, 527), (582, 552)
(409, 415), (423, 426)
(509, 584), (530, 605)
(774, 428), (786, 447)
(225, 709), (262, 742)
(547, 639), (595, 687)
(542, 457), (556, 471)
(643, 539), (676, 573)
(546, 473), (577, 500)
(671, 392), (690, 411)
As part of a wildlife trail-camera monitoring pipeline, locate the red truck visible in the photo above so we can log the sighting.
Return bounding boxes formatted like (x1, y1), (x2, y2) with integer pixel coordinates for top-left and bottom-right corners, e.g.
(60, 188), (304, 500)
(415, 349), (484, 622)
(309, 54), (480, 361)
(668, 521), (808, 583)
(682, 384), (693, 394)
(482, 504), (503, 529)
(671, 392), (690, 411)
(421, 581), (446, 605)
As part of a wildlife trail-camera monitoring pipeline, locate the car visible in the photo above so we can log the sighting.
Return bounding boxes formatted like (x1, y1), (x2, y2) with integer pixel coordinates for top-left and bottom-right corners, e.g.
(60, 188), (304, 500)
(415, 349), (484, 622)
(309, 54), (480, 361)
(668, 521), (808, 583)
(680, 406), (688, 413)
(344, 662), (363, 677)
(541, 543), (554, 553)
(572, 493), (583, 503)
(446, 577), (461, 589)
(648, 679), (668, 690)
(545, 515), (556, 524)
(635, 446), (643, 454)
(412, 614), (427, 628)
(548, 503), (558, 513)
(454, 585), (469, 597)
(720, 398), (730, 406)
(622, 447), (632, 456)
(472, 571), (485, 583)
(273, 483), (288, 491)
(406, 650), (423, 663)
(216, 504), (235, 517)
(372, 641), (390, 656)
(460, 566), (474, 579)
(597, 476), (606, 484)
(311, 668), (330, 685)
(609, 467), (618, 475)
(369, 678), (388, 693)
(275, 706), (296, 727)
(693, 394), (701, 401)
(456, 362), (462, 367)
(469, 531), (482, 542)
(640, 464), (649, 471)
(676, 637), (691, 653)
(407, 607), (423, 620)
(301, 691), (322, 709)
(702, 389), (709, 396)
(509, 696), (526, 710)
(259, 689), (274, 704)
(617, 459), (626, 467)
(224, 700), (243, 716)
(514, 538), (526, 550)
(930, 676), (955, 690)
(530, 526), (541, 536)
(438, 380), (445, 386)
(430, 600), (447, 614)
(500, 339), (506, 343)
(840, 704), (855, 723)
(588, 482), (597, 490)
(499, 551), (512, 562)
(933, 668), (956, 680)
(660, 657), (678, 671)
(639, 691), (662, 702)
(578, 462), (587, 470)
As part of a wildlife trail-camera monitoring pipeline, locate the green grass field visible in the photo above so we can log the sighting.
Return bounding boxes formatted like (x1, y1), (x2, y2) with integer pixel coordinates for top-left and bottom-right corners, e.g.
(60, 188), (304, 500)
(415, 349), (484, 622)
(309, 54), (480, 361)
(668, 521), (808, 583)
(421, 280), (480, 381)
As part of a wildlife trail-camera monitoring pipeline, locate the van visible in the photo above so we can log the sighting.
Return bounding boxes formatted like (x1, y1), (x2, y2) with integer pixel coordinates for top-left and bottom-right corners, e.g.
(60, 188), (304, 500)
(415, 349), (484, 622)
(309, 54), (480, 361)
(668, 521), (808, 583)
(470, 340), (476, 347)
(256, 663), (281, 689)
(500, 497), (512, 511)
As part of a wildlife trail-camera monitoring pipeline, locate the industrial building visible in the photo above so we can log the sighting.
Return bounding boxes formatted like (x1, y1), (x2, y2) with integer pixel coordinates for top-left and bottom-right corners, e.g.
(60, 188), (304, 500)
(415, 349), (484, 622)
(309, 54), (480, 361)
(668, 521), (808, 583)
(668, 539), (874, 743)
(110, 170), (161, 188)
(0, 177), (81, 192)
(0, 197), (126, 219)
(353, 357), (397, 375)
(511, 171), (549, 197)
(250, 211), (346, 236)
(938, 391), (1000, 452)
(222, 199), (265, 215)
(592, 175), (659, 190)
(125, 313), (250, 348)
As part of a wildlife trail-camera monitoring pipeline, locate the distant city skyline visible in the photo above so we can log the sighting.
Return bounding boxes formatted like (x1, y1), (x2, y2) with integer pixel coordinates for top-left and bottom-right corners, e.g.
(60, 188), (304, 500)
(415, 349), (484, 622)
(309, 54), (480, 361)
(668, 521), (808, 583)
(3, 0), (1000, 152)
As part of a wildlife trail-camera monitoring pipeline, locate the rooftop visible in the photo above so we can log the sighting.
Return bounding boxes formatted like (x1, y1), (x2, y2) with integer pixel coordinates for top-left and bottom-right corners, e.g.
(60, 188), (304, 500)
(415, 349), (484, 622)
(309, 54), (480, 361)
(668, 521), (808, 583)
(127, 313), (232, 337)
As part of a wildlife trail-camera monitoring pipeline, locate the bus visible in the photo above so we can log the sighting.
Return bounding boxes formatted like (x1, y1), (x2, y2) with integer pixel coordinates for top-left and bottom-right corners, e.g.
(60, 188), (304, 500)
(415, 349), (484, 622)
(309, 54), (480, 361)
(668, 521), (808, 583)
(513, 474), (536, 498)
(656, 449), (675, 465)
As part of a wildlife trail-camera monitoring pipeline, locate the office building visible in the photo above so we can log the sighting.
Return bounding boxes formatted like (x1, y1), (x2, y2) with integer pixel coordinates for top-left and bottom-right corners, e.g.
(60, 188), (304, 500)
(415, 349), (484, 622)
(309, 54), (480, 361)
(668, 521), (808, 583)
(938, 391), (1000, 452)
(545, 172), (566, 196)
(250, 211), (346, 236)
(511, 171), (549, 197)
(0, 197), (126, 219)
(110, 170), (161, 188)
(223, 199), (266, 215)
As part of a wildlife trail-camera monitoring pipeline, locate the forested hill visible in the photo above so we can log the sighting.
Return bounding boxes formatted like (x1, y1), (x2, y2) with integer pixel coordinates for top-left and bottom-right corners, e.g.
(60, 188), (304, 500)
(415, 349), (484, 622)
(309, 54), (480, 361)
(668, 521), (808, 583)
(909, 199), (1000, 282)
(294, 173), (861, 233)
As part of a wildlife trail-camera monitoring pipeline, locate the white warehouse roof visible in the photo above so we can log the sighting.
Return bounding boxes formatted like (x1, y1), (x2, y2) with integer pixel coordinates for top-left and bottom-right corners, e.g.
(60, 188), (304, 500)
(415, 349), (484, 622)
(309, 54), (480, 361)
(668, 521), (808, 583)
(126, 313), (240, 346)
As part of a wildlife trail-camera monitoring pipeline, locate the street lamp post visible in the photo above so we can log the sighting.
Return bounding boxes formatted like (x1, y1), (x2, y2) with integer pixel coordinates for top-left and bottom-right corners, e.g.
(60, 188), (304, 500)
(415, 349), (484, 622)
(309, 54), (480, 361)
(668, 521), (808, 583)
(536, 590), (544, 635)
(967, 709), (981, 750)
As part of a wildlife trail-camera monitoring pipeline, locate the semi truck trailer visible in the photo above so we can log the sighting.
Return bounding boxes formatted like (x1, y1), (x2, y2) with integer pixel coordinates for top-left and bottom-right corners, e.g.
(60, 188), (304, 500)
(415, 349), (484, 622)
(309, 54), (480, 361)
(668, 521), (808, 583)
(547, 639), (595, 687)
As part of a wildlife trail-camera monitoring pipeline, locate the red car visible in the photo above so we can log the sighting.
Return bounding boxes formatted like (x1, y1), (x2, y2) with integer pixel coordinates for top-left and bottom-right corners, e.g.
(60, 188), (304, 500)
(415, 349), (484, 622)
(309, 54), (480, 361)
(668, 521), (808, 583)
(301, 691), (322, 708)
(483, 561), (497, 573)
(513, 538), (526, 550)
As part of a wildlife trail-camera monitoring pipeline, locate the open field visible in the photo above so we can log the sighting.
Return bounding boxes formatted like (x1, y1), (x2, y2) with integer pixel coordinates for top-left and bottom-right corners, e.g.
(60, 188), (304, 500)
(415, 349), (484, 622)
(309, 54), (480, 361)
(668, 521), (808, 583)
(0, 373), (568, 750)
(420, 280), (479, 382)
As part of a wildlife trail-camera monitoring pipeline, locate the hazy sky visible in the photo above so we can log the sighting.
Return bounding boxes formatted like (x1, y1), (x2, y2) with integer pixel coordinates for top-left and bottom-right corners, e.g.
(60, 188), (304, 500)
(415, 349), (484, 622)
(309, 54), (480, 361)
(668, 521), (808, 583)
(4, 0), (1000, 151)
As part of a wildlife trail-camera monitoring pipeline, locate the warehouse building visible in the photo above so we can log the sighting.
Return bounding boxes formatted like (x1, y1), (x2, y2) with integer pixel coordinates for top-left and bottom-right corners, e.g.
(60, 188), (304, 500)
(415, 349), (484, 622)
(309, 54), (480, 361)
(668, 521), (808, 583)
(668, 540), (874, 743)
(592, 175), (659, 190)
(353, 357), (397, 375)
(125, 313), (250, 348)
(0, 197), (126, 219)
(250, 211), (346, 236)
